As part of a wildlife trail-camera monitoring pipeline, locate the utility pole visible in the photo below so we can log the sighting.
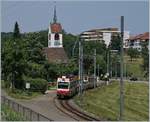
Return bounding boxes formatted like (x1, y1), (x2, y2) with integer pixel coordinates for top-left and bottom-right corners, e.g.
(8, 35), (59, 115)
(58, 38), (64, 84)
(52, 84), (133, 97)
(94, 49), (96, 88)
(124, 62), (127, 80)
(115, 61), (117, 79)
(72, 37), (78, 57)
(97, 64), (100, 78)
(78, 37), (83, 95)
(119, 16), (124, 120)
(110, 56), (112, 78)
(78, 40), (81, 95)
(107, 48), (109, 76)
(81, 39), (83, 93)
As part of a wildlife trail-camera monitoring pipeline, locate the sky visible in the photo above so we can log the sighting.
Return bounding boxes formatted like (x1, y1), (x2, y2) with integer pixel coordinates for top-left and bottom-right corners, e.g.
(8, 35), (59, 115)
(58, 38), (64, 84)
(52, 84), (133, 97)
(1, 0), (149, 35)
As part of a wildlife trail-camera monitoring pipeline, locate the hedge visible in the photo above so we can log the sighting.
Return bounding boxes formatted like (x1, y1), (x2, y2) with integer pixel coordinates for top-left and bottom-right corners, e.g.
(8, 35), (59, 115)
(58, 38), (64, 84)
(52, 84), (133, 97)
(24, 77), (47, 93)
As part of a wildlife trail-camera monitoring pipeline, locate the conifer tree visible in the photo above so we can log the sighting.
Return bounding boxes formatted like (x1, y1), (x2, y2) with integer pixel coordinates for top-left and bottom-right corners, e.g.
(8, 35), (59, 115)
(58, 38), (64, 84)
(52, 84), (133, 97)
(13, 21), (21, 39)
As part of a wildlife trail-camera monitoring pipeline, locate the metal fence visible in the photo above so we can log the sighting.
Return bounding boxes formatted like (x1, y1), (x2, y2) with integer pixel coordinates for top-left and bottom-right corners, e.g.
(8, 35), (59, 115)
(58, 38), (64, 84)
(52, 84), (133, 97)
(1, 96), (53, 121)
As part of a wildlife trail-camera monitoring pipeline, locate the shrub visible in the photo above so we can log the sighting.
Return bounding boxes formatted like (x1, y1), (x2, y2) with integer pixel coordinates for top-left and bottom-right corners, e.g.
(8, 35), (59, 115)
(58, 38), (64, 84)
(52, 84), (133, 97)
(4, 80), (11, 89)
(24, 77), (47, 93)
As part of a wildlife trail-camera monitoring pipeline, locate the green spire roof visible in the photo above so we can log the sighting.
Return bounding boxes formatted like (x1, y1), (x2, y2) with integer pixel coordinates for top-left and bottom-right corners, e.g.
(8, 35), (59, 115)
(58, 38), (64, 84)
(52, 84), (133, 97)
(53, 5), (57, 23)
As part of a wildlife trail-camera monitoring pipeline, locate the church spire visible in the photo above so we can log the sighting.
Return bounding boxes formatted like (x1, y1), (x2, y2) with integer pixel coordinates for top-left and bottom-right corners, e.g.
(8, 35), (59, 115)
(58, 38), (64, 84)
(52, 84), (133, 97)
(53, 4), (57, 23)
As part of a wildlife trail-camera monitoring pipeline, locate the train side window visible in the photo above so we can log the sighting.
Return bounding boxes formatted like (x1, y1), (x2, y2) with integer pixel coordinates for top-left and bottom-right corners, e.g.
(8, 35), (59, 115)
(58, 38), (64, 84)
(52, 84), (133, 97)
(69, 82), (71, 88)
(70, 82), (73, 88)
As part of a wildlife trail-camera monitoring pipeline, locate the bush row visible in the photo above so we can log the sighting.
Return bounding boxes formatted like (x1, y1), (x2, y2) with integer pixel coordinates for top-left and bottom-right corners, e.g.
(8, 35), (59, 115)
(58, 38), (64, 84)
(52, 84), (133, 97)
(23, 77), (48, 94)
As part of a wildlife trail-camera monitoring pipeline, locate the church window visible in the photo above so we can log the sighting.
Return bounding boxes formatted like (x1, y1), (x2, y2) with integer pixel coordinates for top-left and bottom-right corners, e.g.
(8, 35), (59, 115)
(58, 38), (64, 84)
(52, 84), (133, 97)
(55, 33), (59, 40)
(49, 34), (51, 40)
(54, 40), (60, 46)
(49, 41), (51, 46)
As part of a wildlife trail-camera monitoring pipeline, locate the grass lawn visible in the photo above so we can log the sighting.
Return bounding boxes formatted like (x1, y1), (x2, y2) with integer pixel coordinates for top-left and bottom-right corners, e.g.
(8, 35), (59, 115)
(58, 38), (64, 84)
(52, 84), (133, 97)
(74, 81), (149, 121)
(124, 55), (146, 80)
(1, 103), (26, 121)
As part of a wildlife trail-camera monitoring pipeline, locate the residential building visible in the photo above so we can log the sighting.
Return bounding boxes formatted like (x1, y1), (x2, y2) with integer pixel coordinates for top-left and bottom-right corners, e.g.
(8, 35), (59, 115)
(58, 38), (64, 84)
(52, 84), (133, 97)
(124, 32), (149, 51)
(80, 28), (130, 47)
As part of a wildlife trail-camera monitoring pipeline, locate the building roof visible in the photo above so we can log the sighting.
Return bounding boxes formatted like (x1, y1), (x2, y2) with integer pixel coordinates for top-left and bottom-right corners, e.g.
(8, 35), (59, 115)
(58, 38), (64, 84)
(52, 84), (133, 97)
(51, 23), (62, 33)
(86, 28), (119, 33)
(128, 32), (149, 40)
(43, 47), (68, 63)
(80, 28), (119, 38)
(50, 5), (62, 33)
(128, 35), (135, 40)
(140, 32), (149, 40)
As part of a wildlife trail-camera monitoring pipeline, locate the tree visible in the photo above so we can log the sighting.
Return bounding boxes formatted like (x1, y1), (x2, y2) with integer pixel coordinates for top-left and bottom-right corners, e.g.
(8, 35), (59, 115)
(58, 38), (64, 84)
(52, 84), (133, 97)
(64, 58), (78, 75)
(83, 41), (106, 56)
(42, 62), (58, 81)
(63, 32), (77, 58)
(83, 55), (93, 75)
(24, 35), (46, 64)
(96, 55), (106, 76)
(127, 48), (139, 61)
(2, 22), (28, 89)
(110, 34), (121, 52)
(2, 39), (27, 89)
(141, 41), (149, 77)
(13, 21), (21, 39)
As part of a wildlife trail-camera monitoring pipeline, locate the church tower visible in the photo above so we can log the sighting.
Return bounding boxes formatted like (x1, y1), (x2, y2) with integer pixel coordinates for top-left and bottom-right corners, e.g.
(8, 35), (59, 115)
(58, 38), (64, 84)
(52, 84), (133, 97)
(43, 4), (68, 63)
(48, 5), (63, 48)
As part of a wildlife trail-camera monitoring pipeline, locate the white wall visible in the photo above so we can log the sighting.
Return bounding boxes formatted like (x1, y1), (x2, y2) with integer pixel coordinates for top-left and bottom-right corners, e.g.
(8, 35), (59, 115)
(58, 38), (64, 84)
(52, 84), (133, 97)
(103, 32), (111, 47)
(48, 33), (63, 48)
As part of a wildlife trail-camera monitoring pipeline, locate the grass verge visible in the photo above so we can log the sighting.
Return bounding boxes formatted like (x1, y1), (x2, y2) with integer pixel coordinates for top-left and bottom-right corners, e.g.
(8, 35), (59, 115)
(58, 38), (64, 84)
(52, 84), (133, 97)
(6, 89), (42, 100)
(48, 85), (57, 90)
(1, 103), (26, 121)
(74, 81), (149, 121)
(124, 56), (146, 80)
(2, 80), (42, 100)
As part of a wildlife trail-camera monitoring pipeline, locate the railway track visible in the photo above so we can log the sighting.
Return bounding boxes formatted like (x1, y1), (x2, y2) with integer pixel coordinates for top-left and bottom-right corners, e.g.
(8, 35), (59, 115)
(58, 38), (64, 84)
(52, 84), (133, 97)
(54, 97), (100, 121)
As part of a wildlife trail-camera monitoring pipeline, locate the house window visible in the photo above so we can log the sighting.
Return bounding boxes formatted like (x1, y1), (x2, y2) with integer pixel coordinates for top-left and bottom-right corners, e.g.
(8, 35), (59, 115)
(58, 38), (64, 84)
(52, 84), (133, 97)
(55, 33), (59, 40)
(130, 41), (134, 46)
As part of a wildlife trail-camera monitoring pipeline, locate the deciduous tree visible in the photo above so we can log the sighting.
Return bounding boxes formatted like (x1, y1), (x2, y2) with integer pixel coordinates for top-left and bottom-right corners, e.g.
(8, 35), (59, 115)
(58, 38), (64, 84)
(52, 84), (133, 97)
(127, 48), (139, 61)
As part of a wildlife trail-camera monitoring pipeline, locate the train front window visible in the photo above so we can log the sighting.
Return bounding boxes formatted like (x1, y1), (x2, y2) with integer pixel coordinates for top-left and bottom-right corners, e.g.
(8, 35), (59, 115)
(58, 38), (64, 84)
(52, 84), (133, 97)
(58, 82), (69, 89)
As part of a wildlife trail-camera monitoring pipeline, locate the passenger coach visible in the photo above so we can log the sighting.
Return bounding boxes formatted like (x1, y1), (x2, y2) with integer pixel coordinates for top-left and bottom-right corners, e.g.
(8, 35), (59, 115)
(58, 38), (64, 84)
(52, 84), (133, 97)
(57, 75), (79, 98)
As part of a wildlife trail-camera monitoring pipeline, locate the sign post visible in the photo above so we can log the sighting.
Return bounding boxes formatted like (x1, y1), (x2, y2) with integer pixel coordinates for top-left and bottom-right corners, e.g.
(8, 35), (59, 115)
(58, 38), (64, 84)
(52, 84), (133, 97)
(26, 82), (30, 95)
